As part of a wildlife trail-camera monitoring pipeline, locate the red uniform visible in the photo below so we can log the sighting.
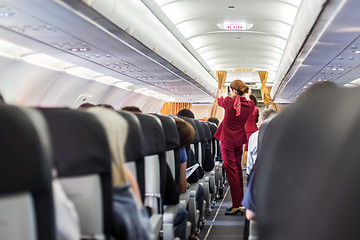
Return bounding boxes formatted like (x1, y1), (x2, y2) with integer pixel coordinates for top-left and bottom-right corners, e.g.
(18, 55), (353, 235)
(244, 107), (259, 151)
(214, 96), (254, 207)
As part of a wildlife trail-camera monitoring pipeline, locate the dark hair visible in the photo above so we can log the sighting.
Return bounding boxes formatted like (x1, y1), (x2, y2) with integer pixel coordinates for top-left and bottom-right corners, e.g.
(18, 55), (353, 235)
(297, 81), (337, 102)
(78, 102), (95, 109)
(261, 109), (277, 123)
(207, 117), (219, 126)
(174, 118), (195, 147)
(121, 106), (142, 113)
(249, 94), (258, 106)
(97, 103), (115, 110)
(230, 79), (249, 96)
(177, 109), (195, 118)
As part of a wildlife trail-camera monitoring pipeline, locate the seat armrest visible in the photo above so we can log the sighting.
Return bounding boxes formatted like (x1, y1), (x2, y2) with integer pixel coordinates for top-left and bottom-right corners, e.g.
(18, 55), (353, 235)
(179, 190), (190, 207)
(150, 214), (162, 239)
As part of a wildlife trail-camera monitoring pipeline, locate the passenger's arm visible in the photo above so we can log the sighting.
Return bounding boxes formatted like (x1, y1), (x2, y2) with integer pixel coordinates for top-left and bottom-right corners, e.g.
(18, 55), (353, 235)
(178, 161), (188, 193)
(124, 167), (143, 205)
(246, 209), (257, 221)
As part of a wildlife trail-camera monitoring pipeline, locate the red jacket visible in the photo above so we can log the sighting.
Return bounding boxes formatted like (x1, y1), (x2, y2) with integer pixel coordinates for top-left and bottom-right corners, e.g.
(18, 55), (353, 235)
(214, 96), (255, 147)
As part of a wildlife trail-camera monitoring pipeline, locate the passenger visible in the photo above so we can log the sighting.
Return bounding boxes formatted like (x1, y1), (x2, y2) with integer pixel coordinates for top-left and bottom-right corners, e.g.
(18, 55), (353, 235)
(86, 107), (151, 240)
(177, 108), (195, 118)
(243, 94), (259, 166)
(173, 118), (195, 240)
(97, 103), (115, 110)
(121, 106), (142, 113)
(241, 109), (278, 240)
(246, 109), (277, 177)
(214, 79), (255, 215)
(52, 170), (81, 240)
(77, 102), (95, 109)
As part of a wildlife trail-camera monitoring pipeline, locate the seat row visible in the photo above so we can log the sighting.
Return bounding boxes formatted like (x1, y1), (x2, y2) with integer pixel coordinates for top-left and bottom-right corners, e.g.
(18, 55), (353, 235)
(0, 104), (224, 240)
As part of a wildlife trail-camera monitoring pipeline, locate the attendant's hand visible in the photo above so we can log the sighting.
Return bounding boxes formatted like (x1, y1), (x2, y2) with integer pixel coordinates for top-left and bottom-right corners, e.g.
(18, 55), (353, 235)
(217, 89), (223, 96)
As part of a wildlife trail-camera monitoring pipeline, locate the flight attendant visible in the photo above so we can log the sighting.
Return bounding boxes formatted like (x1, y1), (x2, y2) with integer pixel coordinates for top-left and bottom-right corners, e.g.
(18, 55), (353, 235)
(243, 94), (259, 167)
(214, 80), (255, 215)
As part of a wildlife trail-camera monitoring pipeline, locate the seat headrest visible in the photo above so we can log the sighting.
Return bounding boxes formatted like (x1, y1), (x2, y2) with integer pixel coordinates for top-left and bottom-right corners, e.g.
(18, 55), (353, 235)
(38, 108), (111, 177)
(0, 105), (52, 195)
(180, 117), (199, 143)
(200, 121), (212, 141)
(194, 119), (206, 142)
(136, 114), (166, 156)
(153, 114), (180, 151)
(117, 111), (145, 162)
(206, 122), (217, 136)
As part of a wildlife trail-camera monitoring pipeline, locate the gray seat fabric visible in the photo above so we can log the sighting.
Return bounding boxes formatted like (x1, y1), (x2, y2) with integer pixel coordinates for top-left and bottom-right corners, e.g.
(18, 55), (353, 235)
(39, 108), (112, 240)
(0, 105), (55, 240)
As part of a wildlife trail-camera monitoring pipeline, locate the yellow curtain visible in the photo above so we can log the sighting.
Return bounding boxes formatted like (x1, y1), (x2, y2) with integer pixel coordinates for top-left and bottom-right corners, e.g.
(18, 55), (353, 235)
(160, 102), (192, 115)
(210, 71), (227, 117)
(258, 71), (279, 111)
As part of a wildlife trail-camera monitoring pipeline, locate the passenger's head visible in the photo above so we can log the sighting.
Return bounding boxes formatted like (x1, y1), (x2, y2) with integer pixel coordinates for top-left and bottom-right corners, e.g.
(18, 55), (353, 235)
(86, 107), (128, 187)
(97, 103), (115, 110)
(177, 108), (195, 118)
(174, 118), (195, 147)
(78, 102), (95, 109)
(121, 106), (142, 113)
(260, 109), (277, 124)
(297, 81), (337, 102)
(230, 79), (249, 96)
(249, 94), (258, 106)
(207, 117), (219, 126)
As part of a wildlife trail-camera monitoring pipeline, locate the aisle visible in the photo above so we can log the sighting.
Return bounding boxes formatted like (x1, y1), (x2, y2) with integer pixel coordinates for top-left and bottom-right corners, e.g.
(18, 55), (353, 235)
(198, 185), (246, 240)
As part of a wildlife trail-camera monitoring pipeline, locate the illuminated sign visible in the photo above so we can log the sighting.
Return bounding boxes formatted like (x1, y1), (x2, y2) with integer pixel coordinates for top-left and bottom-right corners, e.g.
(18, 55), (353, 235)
(225, 23), (246, 30)
(235, 68), (254, 72)
(218, 23), (253, 30)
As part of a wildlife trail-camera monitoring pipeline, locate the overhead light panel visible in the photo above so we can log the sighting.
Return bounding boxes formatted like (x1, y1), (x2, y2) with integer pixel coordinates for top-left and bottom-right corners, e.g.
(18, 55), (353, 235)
(22, 53), (74, 71)
(95, 76), (120, 85)
(0, 39), (33, 58)
(65, 66), (102, 79)
(113, 81), (134, 90)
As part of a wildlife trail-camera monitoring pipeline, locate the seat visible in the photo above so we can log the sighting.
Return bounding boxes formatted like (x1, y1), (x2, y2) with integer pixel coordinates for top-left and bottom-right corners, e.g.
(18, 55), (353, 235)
(117, 111), (146, 202)
(0, 105), (55, 240)
(39, 108), (112, 240)
(194, 119), (211, 215)
(153, 114), (192, 239)
(200, 121), (217, 204)
(180, 117), (202, 232)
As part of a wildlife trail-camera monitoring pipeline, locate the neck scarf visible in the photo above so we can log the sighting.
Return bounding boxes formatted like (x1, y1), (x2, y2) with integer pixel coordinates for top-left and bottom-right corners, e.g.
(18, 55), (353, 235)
(233, 96), (241, 116)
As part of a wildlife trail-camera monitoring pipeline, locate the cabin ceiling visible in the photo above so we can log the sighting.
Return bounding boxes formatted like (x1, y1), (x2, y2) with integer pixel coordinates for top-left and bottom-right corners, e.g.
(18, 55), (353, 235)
(0, 0), (359, 104)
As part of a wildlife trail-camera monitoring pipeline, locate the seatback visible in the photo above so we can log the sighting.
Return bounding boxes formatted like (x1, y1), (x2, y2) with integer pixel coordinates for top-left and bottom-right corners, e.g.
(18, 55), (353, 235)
(200, 121), (214, 172)
(0, 105), (55, 240)
(117, 111), (146, 201)
(206, 122), (218, 156)
(39, 108), (112, 240)
(135, 113), (168, 214)
(194, 119), (206, 167)
(153, 114), (181, 183)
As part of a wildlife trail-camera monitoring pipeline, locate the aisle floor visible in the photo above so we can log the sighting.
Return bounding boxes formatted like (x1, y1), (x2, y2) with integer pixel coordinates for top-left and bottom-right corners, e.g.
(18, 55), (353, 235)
(197, 185), (246, 240)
